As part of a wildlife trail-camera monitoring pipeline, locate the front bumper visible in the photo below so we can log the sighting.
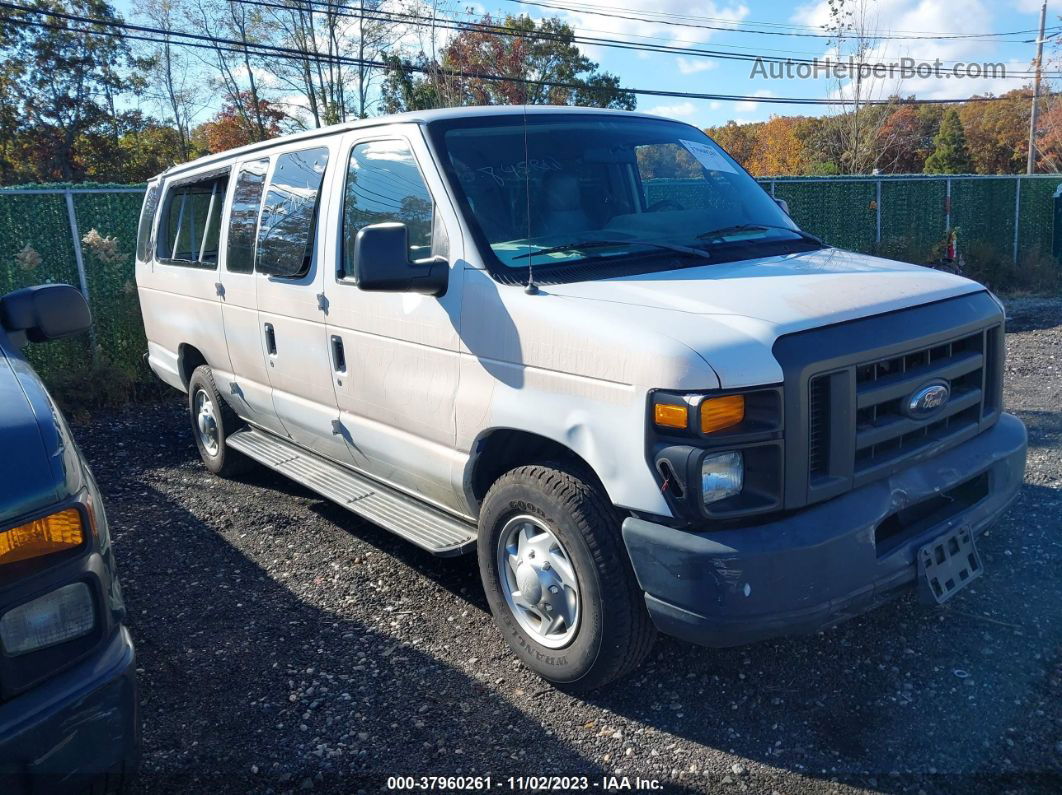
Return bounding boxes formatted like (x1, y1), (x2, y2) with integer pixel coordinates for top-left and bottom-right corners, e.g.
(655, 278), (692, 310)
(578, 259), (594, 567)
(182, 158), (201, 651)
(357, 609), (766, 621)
(0, 626), (138, 793)
(622, 412), (1027, 648)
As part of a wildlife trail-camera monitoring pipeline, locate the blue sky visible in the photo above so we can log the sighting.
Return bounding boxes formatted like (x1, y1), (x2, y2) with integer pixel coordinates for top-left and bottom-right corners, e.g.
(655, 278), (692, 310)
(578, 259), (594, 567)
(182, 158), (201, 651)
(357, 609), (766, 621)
(481, 0), (1058, 128)
(113, 0), (1058, 130)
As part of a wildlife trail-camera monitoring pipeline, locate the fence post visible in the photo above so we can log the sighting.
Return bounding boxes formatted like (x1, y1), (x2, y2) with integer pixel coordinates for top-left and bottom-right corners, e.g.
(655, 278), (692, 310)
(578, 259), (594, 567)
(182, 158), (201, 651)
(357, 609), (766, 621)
(771, 179), (777, 197)
(945, 178), (952, 233)
(875, 180), (882, 246)
(63, 189), (98, 365)
(1012, 177), (1022, 264)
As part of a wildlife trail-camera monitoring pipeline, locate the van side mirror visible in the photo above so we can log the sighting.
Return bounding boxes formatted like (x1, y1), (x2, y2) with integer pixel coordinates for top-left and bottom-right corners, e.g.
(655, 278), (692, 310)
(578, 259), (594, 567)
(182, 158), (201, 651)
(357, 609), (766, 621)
(352, 223), (448, 297)
(0, 285), (92, 344)
(775, 198), (790, 216)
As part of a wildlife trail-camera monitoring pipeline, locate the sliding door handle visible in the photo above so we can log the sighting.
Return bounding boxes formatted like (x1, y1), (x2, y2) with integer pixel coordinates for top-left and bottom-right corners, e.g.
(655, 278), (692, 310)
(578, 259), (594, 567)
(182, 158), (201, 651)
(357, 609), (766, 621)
(264, 323), (277, 356)
(330, 335), (346, 373)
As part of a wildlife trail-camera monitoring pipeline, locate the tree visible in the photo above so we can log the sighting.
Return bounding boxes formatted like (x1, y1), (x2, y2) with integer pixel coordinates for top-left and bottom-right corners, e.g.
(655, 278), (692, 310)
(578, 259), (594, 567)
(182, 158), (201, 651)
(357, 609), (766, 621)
(958, 90), (1030, 174)
(77, 111), (190, 181)
(746, 116), (807, 176)
(704, 121), (761, 171)
(262, 0), (397, 126)
(382, 14), (635, 112)
(821, 0), (901, 173)
(139, 0), (202, 160)
(924, 109), (972, 174)
(0, 0), (141, 180)
(193, 93), (286, 153)
(875, 104), (942, 174)
(187, 0), (275, 144)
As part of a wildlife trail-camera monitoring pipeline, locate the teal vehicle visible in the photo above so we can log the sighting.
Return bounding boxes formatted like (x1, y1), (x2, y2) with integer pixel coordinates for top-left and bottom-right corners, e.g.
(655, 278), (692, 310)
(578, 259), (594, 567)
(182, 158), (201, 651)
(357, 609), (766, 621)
(0, 285), (137, 792)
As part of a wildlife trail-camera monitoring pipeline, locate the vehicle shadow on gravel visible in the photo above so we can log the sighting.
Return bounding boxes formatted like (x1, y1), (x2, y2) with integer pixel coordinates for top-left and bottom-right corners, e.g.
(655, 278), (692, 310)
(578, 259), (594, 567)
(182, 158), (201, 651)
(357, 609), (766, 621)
(1013, 409), (1062, 449)
(104, 468), (608, 792)
(580, 484), (1061, 793)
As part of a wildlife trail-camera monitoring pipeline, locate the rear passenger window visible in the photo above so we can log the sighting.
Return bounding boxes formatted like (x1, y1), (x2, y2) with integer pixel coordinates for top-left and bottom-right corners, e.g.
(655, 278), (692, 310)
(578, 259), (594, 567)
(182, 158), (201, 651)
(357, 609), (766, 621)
(157, 172), (229, 267)
(343, 139), (440, 277)
(136, 183), (161, 262)
(256, 147), (329, 278)
(226, 159), (268, 273)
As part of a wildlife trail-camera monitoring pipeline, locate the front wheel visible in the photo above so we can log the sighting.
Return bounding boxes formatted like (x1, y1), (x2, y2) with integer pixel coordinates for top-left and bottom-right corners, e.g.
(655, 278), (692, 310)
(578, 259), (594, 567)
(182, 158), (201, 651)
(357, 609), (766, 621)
(478, 462), (655, 691)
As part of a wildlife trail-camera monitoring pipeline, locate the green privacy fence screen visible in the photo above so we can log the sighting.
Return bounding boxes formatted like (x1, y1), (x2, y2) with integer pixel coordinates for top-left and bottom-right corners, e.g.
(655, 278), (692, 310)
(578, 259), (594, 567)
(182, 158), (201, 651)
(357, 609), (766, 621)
(0, 185), (146, 390)
(2, 175), (1060, 392)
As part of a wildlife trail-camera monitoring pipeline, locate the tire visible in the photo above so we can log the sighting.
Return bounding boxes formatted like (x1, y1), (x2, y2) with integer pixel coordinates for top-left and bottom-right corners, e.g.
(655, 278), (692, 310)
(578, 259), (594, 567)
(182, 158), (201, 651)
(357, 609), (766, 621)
(478, 461), (655, 691)
(187, 365), (253, 477)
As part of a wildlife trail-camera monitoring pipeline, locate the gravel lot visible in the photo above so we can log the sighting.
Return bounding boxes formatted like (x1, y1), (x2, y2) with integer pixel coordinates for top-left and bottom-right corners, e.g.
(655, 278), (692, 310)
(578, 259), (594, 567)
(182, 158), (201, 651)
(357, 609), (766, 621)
(78, 299), (1060, 794)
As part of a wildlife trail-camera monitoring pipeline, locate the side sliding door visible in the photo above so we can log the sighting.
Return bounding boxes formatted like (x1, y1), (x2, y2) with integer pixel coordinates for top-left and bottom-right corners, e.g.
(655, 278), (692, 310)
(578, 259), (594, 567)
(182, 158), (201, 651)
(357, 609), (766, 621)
(215, 157), (287, 436)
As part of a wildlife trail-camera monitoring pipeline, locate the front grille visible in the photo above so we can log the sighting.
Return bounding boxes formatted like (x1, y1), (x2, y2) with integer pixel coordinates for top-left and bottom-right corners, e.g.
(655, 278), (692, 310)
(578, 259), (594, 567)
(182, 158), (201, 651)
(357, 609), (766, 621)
(807, 324), (1002, 487)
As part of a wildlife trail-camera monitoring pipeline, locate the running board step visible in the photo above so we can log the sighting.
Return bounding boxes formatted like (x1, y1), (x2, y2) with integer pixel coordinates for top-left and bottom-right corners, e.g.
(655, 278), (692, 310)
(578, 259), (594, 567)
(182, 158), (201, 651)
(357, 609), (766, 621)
(227, 428), (476, 557)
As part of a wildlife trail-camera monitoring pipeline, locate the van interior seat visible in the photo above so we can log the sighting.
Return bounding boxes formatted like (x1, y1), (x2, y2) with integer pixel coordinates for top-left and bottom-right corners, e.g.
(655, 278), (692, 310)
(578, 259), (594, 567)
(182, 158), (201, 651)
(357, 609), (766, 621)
(540, 172), (592, 236)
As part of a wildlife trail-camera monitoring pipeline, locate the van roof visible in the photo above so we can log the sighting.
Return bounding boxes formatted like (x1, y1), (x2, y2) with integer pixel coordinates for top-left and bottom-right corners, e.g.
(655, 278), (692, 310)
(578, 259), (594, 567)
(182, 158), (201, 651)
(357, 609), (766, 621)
(157, 105), (678, 181)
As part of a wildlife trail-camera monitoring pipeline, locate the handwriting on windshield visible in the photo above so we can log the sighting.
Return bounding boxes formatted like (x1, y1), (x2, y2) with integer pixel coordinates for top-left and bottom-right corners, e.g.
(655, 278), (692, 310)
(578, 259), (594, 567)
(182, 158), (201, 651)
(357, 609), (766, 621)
(469, 158), (564, 186)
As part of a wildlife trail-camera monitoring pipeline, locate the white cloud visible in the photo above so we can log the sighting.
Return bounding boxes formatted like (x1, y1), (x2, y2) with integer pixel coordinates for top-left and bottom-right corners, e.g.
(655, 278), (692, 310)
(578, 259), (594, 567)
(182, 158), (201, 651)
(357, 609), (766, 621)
(789, 0), (1037, 101)
(1013, 0), (1061, 12)
(676, 57), (718, 75)
(556, 1), (751, 53)
(646, 101), (698, 118)
(735, 89), (775, 113)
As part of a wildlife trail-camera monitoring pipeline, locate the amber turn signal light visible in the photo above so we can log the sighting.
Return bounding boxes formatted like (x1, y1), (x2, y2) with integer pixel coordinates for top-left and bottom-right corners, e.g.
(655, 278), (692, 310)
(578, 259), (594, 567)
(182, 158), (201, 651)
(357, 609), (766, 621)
(0, 508), (85, 566)
(700, 395), (745, 434)
(653, 403), (689, 430)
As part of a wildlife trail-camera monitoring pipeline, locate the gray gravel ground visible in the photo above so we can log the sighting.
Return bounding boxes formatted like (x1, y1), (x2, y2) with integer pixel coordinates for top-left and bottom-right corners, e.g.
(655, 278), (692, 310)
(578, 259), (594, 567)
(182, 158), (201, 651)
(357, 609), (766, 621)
(78, 299), (1061, 794)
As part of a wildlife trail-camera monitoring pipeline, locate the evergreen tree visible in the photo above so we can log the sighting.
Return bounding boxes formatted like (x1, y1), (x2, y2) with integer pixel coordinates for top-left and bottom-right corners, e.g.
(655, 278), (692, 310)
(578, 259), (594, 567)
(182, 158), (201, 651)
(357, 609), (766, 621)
(924, 109), (973, 174)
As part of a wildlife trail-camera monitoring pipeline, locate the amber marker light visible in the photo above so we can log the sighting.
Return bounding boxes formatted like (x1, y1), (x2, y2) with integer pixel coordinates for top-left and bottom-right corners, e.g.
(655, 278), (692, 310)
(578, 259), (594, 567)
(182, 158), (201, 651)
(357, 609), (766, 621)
(654, 403), (689, 430)
(700, 395), (746, 434)
(0, 508), (85, 566)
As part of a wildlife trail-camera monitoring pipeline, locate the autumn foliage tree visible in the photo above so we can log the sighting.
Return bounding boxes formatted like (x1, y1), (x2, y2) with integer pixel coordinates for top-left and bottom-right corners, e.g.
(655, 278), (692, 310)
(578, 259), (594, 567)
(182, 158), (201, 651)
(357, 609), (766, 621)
(193, 93), (287, 154)
(382, 14), (635, 113)
(958, 90), (1030, 175)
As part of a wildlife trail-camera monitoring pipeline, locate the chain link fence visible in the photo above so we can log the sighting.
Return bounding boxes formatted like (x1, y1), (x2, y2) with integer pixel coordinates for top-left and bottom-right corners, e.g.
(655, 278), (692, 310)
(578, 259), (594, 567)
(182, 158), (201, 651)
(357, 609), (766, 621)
(0, 185), (147, 396)
(2, 176), (1060, 394)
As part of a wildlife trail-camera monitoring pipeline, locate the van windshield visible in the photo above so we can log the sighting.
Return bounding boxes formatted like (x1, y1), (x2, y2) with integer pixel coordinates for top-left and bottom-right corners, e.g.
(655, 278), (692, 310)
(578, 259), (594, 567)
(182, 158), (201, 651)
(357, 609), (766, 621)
(429, 114), (821, 284)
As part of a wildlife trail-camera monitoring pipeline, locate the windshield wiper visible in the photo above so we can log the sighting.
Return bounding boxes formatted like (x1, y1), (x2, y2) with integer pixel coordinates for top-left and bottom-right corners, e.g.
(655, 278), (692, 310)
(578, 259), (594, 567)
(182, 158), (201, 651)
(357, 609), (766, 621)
(697, 224), (824, 246)
(516, 237), (709, 260)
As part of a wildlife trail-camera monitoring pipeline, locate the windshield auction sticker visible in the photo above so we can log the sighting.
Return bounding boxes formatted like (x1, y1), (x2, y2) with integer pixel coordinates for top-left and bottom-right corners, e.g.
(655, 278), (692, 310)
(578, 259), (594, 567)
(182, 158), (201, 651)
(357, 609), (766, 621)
(679, 139), (738, 174)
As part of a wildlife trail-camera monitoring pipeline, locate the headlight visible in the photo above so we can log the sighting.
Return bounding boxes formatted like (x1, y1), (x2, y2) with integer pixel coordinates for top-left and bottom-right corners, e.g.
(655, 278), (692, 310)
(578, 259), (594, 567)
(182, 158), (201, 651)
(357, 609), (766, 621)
(0, 582), (96, 656)
(701, 451), (744, 505)
(651, 386), (783, 519)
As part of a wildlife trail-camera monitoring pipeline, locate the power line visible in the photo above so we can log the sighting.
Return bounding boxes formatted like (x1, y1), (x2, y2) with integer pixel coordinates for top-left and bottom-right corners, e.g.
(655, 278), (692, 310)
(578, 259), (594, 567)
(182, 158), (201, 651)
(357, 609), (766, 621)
(0, 3), (1051, 106)
(500, 0), (1060, 42)
(226, 0), (1055, 79)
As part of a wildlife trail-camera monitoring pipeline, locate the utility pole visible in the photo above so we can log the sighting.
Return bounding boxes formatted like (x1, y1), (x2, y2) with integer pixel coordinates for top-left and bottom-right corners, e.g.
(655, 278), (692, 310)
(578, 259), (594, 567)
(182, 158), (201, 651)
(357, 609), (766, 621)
(1027, 0), (1048, 174)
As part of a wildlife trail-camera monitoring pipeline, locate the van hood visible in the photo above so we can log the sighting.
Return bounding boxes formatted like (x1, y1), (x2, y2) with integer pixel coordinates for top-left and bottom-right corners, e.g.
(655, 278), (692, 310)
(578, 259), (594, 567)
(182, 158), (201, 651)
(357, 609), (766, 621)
(0, 344), (80, 524)
(547, 248), (983, 335)
(541, 248), (988, 389)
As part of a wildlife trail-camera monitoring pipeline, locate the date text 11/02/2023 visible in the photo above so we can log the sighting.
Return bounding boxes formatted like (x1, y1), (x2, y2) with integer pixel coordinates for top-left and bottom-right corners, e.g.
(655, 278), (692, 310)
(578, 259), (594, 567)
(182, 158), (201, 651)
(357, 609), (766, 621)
(385, 776), (665, 791)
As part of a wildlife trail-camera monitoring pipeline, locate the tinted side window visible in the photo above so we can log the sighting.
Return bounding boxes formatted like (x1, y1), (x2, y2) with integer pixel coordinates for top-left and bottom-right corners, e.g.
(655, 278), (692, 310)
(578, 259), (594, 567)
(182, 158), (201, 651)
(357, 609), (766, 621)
(226, 159), (268, 273)
(256, 147), (330, 278)
(343, 140), (438, 277)
(137, 183), (161, 262)
(157, 173), (229, 267)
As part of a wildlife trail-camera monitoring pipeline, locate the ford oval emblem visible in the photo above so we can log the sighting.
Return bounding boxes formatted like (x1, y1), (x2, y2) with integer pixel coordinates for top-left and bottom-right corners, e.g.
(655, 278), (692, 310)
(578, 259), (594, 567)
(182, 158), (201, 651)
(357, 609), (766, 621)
(905, 381), (951, 420)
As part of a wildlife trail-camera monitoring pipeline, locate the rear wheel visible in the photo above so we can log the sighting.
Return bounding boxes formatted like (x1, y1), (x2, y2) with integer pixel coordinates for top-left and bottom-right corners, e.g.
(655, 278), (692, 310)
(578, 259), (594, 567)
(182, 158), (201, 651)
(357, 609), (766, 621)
(187, 365), (252, 477)
(478, 462), (655, 691)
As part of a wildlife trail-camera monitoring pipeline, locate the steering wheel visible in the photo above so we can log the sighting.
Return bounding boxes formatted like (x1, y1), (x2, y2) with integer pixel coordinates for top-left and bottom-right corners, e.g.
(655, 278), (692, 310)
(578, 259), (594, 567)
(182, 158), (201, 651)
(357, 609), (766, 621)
(647, 199), (683, 212)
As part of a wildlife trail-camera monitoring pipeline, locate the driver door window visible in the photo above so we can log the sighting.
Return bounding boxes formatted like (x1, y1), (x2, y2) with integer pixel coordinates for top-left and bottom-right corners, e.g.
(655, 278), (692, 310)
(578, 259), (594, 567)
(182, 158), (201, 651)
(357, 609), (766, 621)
(343, 139), (444, 278)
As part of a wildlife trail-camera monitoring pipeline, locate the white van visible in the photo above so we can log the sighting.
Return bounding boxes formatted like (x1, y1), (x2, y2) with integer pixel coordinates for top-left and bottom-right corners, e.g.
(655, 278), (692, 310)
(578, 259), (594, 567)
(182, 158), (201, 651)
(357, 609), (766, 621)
(136, 106), (1026, 690)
